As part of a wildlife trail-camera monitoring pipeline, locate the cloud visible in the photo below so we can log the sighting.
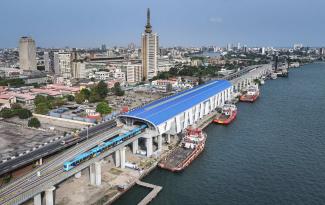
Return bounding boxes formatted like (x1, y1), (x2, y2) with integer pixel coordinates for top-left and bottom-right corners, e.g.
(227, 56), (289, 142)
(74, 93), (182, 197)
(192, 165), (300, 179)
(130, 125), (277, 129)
(209, 17), (223, 24)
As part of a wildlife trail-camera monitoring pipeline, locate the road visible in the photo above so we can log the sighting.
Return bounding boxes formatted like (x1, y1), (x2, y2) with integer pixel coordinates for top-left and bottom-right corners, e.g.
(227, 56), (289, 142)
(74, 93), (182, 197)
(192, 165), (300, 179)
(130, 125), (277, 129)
(0, 120), (117, 176)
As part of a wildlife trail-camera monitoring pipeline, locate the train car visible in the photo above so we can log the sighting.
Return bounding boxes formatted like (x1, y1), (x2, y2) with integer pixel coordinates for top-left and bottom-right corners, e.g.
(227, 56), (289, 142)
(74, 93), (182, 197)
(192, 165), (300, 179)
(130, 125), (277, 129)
(63, 124), (147, 171)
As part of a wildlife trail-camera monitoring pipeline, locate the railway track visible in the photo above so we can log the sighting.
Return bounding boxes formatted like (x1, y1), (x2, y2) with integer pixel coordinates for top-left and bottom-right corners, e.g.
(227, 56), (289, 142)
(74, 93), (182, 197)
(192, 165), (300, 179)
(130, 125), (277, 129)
(0, 127), (121, 204)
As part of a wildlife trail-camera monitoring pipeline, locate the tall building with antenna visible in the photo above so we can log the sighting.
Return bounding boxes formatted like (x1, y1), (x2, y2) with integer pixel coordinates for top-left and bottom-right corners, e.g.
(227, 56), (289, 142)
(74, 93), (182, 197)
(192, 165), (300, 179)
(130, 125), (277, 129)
(141, 8), (159, 80)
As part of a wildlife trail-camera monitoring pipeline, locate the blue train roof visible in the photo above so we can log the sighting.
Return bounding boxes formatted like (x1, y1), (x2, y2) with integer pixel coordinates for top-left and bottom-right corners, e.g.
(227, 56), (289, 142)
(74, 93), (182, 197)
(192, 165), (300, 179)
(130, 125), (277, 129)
(120, 80), (232, 126)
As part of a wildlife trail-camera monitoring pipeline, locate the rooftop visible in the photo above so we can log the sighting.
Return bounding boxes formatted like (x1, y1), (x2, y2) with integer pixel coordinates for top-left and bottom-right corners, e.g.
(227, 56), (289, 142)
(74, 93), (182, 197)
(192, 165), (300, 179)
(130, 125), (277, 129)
(119, 80), (232, 126)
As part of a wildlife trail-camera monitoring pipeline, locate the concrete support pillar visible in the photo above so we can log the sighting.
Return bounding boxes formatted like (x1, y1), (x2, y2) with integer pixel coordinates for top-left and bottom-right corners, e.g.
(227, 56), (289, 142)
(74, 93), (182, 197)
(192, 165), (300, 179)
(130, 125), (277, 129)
(157, 135), (162, 151)
(39, 158), (43, 166)
(166, 134), (171, 144)
(45, 186), (55, 205)
(74, 171), (81, 179)
(94, 162), (101, 186)
(120, 147), (126, 169)
(114, 150), (120, 167)
(90, 162), (101, 186)
(132, 139), (138, 154)
(34, 193), (42, 205)
(146, 137), (153, 157)
(89, 164), (96, 185)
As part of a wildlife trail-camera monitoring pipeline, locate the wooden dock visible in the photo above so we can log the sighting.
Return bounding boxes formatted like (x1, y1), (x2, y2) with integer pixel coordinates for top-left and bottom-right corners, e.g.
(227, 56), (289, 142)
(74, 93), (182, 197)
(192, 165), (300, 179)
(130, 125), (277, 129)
(136, 180), (162, 205)
(197, 110), (220, 129)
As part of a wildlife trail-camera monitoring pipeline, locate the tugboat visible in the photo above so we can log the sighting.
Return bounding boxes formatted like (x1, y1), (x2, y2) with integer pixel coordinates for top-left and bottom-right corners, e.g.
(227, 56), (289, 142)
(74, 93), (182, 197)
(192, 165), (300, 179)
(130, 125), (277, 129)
(214, 104), (237, 125)
(158, 127), (206, 172)
(240, 85), (260, 102)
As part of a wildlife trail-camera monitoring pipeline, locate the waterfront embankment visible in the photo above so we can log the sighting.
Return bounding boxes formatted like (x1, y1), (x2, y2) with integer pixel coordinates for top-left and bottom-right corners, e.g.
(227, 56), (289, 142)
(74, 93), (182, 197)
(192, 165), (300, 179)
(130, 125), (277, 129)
(116, 63), (325, 205)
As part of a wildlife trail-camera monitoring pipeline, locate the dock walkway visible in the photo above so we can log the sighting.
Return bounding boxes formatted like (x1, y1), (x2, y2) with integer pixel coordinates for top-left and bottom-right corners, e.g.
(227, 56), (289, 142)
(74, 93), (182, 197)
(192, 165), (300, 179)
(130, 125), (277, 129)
(136, 180), (162, 205)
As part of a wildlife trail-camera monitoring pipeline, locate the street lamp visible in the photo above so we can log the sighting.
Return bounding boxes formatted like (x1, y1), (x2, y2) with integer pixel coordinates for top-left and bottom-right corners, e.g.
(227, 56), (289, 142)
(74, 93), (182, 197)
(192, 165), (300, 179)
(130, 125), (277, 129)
(86, 126), (89, 140)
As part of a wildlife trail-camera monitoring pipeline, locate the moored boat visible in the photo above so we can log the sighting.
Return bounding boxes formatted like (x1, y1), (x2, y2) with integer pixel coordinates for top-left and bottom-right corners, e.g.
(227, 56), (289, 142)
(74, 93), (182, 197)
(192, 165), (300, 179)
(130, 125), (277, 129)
(214, 104), (237, 125)
(240, 85), (260, 102)
(277, 69), (289, 77)
(271, 73), (278, 79)
(158, 127), (206, 172)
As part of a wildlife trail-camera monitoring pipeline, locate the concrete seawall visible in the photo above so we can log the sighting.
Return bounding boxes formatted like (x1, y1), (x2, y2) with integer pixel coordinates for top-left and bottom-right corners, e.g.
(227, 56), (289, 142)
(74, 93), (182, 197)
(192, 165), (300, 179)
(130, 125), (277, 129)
(33, 113), (93, 129)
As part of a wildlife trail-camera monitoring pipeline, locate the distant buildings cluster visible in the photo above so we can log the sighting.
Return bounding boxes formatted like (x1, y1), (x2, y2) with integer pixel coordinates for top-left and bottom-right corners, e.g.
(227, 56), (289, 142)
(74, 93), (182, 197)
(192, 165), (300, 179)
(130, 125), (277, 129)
(0, 8), (324, 95)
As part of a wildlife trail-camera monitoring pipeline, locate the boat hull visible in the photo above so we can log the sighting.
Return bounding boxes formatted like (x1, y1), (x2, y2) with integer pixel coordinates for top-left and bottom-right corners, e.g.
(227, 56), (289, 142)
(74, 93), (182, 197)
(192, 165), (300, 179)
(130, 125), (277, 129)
(239, 93), (259, 102)
(158, 138), (206, 172)
(213, 110), (237, 125)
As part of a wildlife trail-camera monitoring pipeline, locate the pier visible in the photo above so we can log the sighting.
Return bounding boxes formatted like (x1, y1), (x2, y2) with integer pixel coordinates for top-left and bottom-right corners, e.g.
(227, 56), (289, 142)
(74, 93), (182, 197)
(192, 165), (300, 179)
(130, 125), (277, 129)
(136, 180), (162, 205)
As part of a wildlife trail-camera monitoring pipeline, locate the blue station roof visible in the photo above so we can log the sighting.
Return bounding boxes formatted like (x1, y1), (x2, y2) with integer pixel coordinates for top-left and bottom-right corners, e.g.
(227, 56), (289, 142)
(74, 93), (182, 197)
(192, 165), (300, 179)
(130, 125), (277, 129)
(120, 80), (232, 126)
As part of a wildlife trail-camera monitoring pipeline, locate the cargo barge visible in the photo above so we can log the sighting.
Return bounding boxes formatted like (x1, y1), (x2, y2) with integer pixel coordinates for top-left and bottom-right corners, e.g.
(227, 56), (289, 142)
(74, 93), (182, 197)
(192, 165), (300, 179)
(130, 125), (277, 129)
(240, 85), (260, 102)
(213, 104), (237, 125)
(158, 127), (206, 172)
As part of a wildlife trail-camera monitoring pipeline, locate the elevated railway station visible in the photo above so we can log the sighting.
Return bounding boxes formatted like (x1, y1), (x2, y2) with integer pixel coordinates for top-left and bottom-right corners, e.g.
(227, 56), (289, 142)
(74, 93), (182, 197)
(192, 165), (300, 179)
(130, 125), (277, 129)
(0, 65), (272, 205)
(118, 80), (232, 156)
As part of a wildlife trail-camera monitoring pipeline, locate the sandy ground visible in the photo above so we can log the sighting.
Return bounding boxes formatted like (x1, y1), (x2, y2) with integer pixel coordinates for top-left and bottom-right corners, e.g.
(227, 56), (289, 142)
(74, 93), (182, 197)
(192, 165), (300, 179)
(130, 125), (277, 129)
(0, 120), (58, 160)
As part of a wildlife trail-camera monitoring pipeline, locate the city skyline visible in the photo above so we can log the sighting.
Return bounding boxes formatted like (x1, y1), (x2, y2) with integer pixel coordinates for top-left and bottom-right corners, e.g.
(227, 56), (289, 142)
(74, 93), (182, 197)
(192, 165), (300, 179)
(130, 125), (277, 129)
(1, 0), (325, 48)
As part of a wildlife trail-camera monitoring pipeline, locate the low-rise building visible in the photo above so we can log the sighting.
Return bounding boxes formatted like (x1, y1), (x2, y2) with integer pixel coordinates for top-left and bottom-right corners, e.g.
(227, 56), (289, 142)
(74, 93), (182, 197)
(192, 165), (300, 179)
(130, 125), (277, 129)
(113, 69), (126, 81)
(0, 94), (16, 109)
(0, 67), (23, 78)
(95, 71), (110, 81)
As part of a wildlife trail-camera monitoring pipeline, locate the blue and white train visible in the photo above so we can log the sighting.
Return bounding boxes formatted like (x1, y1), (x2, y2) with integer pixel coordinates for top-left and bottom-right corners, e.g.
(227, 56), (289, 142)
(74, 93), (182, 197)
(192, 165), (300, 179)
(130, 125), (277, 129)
(63, 124), (147, 171)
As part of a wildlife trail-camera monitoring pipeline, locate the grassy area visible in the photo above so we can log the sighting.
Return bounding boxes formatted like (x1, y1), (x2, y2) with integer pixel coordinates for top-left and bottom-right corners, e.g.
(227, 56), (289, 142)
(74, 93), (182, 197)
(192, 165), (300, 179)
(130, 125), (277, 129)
(139, 159), (156, 169)
(109, 168), (123, 175)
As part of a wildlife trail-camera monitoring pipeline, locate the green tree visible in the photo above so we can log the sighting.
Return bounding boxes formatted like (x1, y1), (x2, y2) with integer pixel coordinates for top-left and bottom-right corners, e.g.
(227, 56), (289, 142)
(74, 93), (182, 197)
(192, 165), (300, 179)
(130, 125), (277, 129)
(169, 67), (179, 76)
(89, 90), (101, 103)
(198, 77), (205, 85)
(113, 82), (125, 96)
(75, 93), (86, 104)
(96, 81), (108, 99)
(34, 95), (48, 106)
(35, 102), (50, 114)
(66, 95), (75, 101)
(0, 108), (15, 118)
(17, 109), (32, 119)
(11, 103), (22, 110)
(96, 102), (112, 116)
(52, 98), (65, 108)
(28, 117), (41, 128)
(80, 89), (91, 99)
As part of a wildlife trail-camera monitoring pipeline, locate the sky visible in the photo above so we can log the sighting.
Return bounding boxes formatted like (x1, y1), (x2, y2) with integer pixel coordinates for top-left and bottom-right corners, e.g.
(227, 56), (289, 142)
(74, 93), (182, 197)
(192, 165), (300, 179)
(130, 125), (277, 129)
(0, 0), (324, 48)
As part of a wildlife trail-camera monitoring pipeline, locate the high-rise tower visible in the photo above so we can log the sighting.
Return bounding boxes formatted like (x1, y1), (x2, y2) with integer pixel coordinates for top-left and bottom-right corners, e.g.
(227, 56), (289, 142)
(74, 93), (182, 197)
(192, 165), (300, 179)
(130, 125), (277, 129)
(19, 36), (37, 71)
(141, 8), (159, 81)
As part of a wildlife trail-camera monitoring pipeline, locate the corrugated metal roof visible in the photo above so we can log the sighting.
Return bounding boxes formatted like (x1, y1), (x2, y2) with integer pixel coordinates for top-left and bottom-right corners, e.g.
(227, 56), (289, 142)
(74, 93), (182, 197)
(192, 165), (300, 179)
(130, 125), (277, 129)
(120, 80), (232, 126)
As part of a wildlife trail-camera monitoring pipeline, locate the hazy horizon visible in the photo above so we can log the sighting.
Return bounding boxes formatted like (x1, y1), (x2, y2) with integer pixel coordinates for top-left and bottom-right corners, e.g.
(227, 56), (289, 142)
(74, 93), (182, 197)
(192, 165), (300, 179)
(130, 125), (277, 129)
(1, 0), (325, 48)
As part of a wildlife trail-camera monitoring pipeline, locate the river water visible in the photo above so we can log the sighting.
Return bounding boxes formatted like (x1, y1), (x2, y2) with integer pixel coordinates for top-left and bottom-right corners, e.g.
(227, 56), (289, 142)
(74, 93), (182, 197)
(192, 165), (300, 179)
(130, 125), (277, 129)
(115, 62), (325, 205)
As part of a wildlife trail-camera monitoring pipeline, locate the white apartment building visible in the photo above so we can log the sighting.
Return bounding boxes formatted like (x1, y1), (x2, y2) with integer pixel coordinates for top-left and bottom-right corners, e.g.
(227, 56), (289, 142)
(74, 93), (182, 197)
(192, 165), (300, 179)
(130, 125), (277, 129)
(126, 63), (143, 83)
(44, 52), (50, 72)
(113, 69), (126, 81)
(71, 62), (86, 79)
(95, 71), (110, 80)
(54, 52), (71, 78)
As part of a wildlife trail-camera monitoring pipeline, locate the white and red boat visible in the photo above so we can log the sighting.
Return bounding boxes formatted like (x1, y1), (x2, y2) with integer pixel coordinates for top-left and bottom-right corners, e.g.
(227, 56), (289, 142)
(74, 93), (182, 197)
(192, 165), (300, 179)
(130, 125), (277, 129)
(240, 85), (260, 102)
(158, 127), (206, 172)
(214, 104), (237, 125)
